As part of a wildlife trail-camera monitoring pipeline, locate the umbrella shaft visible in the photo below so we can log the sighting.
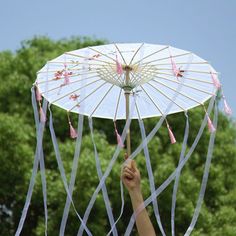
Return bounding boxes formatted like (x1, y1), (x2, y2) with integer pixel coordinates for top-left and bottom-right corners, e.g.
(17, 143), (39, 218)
(125, 92), (131, 156)
(125, 69), (131, 157)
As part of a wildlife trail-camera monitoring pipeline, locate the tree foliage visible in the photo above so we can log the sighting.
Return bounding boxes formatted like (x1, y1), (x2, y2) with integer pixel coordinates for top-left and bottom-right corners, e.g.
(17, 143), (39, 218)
(0, 36), (236, 235)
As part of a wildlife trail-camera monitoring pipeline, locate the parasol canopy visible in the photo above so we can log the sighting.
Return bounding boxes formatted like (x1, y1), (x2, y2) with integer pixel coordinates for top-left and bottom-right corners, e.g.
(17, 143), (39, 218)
(36, 43), (218, 120)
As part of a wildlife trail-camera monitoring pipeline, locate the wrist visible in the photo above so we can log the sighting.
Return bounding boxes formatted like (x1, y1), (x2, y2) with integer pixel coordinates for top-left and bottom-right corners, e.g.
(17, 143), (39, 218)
(129, 187), (143, 199)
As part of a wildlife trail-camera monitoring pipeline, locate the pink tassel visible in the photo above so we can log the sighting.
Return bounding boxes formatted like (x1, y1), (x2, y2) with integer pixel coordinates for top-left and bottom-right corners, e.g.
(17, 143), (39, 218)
(115, 129), (124, 148)
(223, 96), (232, 116)
(69, 122), (78, 139)
(39, 107), (46, 123)
(167, 124), (176, 144)
(116, 55), (123, 75)
(35, 86), (42, 101)
(206, 113), (216, 133)
(211, 72), (221, 89)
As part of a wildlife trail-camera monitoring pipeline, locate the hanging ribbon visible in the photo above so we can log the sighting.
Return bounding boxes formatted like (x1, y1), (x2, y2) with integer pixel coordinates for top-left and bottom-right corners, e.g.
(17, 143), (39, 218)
(88, 117), (118, 236)
(184, 101), (218, 236)
(124, 96), (216, 236)
(106, 179), (125, 236)
(79, 52), (191, 235)
(60, 55), (87, 235)
(171, 112), (189, 236)
(15, 88), (47, 236)
(77, 99), (136, 236)
(59, 114), (84, 236)
(48, 107), (93, 236)
(138, 119), (166, 236)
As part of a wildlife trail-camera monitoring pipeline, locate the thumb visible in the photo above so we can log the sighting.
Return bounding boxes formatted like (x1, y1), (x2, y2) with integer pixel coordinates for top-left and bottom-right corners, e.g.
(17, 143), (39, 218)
(131, 160), (137, 171)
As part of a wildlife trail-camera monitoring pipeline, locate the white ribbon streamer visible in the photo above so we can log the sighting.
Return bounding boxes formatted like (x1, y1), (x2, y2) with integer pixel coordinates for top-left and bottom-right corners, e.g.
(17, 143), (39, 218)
(48, 107), (92, 236)
(138, 119), (166, 236)
(88, 117), (118, 236)
(124, 96), (216, 235)
(15, 88), (47, 236)
(171, 112), (189, 236)
(77, 105), (133, 236)
(59, 114), (84, 236)
(184, 101), (218, 236)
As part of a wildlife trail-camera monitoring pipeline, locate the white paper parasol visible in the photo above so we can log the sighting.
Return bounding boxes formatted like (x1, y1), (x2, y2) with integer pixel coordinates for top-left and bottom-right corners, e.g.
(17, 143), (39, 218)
(36, 43), (217, 120)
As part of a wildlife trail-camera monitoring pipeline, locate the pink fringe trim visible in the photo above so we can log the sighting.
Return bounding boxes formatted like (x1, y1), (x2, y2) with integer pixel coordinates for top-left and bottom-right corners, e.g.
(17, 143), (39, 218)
(167, 124), (176, 144)
(69, 122), (78, 139)
(206, 113), (216, 133)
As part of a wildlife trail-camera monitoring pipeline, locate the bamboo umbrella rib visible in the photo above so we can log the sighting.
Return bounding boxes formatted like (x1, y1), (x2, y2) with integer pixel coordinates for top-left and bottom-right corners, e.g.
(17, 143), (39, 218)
(152, 67), (205, 73)
(47, 60), (112, 67)
(146, 82), (186, 111)
(37, 66), (99, 74)
(140, 85), (164, 115)
(40, 75), (101, 94)
(95, 57), (119, 73)
(151, 79), (204, 105)
(97, 61), (117, 72)
(97, 63), (123, 83)
(130, 71), (143, 86)
(154, 71), (214, 84)
(130, 59), (165, 85)
(88, 47), (117, 62)
(97, 66), (123, 85)
(114, 88), (122, 121)
(134, 65), (213, 91)
(89, 84), (115, 117)
(139, 65), (214, 84)
(65, 52), (111, 65)
(131, 62), (154, 84)
(129, 43), (145, 66)
(69, 81), (108, 111)
(155, 68), (218, 75)
(151, 75), (214, 95)
(97, 64), (122, 86)
(133, 46), (169, 66)
(99, 71), (120, 85)
(49, 79), (103, 103)
(139, 52), (192, 66)
(37, 71), (98, 85)
(140, 67), (214, 85)
(131, 70), (146, 86)
(151, 61), (209, 66)
(129, 71), (139, 84)
(114, 44), (127, 65)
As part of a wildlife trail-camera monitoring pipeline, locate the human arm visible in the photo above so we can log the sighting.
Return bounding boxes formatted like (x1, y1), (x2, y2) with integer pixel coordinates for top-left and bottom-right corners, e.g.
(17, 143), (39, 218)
(121, 156), (156, 236)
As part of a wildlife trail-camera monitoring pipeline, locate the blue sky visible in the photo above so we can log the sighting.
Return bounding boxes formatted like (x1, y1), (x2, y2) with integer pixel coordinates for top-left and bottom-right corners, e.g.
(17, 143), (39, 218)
(1, 0), (235, 116)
